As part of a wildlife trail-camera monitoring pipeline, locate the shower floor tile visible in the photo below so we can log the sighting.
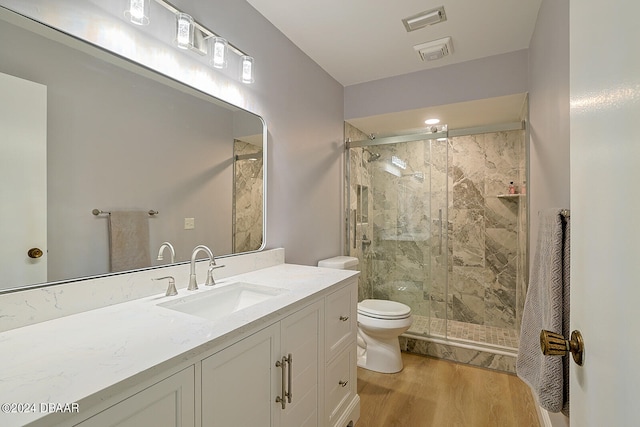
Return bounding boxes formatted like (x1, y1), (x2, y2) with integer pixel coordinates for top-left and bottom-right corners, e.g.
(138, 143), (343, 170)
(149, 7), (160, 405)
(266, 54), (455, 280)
(407, 315), (520, 349)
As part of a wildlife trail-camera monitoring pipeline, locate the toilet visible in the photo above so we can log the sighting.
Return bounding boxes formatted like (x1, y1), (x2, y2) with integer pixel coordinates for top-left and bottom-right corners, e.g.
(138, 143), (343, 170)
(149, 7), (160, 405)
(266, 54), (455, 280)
(356, 299), (412, 373)
(317, 256), (413, 374)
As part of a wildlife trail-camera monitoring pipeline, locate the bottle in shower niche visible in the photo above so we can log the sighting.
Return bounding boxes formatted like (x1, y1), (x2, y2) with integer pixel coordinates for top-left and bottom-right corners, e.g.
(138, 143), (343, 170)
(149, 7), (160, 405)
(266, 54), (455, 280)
(508, 181), (517, 194)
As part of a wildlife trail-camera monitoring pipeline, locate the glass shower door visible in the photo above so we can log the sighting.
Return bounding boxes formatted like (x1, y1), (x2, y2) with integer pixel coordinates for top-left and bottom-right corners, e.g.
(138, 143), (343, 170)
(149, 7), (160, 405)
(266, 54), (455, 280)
(347, 134), (449, 340)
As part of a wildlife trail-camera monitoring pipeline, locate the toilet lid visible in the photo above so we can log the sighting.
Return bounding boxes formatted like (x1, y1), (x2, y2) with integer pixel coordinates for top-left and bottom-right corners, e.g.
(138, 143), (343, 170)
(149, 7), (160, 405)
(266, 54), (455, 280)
(358, 299), (411, 319)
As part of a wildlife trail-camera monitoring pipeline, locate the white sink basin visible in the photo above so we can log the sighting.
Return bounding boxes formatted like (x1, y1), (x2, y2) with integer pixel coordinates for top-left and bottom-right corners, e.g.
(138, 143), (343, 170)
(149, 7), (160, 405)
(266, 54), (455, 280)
(157, 282), (288, 322)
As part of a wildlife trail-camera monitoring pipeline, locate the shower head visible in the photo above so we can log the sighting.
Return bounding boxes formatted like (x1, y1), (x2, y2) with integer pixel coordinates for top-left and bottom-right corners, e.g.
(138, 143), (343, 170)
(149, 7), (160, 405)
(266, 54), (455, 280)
(363, 148), (381, 162)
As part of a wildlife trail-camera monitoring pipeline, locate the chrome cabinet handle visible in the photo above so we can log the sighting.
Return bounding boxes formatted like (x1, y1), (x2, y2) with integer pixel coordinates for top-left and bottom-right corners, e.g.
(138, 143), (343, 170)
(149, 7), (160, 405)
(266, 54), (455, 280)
(286, 354), (293, 403)
(339, 380), (349, 388)
(276, 354), (293, 409)
(275, 356), (287, 409)
(339, 315), (349, 322)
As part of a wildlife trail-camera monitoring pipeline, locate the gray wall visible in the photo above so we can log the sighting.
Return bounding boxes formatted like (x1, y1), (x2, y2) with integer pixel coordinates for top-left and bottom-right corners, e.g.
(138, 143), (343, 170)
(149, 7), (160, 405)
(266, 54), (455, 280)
(527, 0), (570, 425)
(344, 50), (529, 120)
(1, 0), (346, 269)
(528, 0), (571, 258)
(0, 20), (238, 282)
(151, 0), (347, 266)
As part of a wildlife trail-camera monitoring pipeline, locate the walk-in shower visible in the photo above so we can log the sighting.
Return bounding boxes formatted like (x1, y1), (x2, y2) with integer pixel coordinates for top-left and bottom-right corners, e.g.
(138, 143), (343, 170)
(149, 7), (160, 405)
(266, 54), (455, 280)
(345, 122), (528, 357)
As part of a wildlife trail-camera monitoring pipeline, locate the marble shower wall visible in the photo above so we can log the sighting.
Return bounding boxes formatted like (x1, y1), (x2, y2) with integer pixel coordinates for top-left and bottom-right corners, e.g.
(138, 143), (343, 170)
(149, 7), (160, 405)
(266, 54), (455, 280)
(345, 124), (527, 333)
(449, 130), (526, 330)
(232, 140), (263, 253)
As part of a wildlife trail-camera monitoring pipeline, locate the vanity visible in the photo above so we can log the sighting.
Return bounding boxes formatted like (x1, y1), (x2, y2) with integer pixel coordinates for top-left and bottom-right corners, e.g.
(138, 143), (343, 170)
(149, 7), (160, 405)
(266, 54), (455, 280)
(0, 262), (360, 427)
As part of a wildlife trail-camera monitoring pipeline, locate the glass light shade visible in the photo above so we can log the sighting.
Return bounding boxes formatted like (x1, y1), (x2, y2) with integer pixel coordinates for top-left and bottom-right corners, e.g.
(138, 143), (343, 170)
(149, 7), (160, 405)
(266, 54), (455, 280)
(175, 13), (194, 49)
(241, 55), (255, 84)
(125, 0), (150, 26)
(210, 37), (228, 69)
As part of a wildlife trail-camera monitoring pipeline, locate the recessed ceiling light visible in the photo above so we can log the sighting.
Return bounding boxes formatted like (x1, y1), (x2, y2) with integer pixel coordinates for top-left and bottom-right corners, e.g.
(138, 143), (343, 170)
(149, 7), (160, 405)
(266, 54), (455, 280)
(425, 118), (440, 125)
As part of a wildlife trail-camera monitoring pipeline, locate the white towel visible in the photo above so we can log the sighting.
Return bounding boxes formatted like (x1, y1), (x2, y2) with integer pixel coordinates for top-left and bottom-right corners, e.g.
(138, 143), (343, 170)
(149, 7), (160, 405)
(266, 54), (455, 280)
(516, 209), (570, 415)
(108, 211), (151, 272)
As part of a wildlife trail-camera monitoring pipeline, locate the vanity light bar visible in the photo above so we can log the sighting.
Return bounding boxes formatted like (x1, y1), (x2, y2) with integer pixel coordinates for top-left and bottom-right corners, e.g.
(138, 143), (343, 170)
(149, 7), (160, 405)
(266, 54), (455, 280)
(152, 0), (249, 58)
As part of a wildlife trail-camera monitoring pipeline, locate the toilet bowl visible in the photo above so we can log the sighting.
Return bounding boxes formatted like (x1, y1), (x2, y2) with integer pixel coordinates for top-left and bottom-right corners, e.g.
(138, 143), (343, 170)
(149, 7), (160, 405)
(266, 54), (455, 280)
(357, 299), (413, 374)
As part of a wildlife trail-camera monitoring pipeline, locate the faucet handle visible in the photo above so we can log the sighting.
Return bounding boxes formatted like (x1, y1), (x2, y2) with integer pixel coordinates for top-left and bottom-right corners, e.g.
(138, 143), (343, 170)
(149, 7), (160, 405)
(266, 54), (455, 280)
(153, 276), (178, 296)
(205, 264), (226, 286)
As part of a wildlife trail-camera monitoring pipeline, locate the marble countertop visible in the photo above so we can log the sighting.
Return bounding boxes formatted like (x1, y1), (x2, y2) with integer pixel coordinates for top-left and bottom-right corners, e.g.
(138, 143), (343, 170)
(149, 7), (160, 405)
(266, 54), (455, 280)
(0, 263), (358, 427)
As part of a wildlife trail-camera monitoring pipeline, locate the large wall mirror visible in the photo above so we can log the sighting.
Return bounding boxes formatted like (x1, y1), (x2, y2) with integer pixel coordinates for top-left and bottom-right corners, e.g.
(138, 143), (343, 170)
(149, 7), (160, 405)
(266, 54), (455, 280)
(0, 5), (266, 293)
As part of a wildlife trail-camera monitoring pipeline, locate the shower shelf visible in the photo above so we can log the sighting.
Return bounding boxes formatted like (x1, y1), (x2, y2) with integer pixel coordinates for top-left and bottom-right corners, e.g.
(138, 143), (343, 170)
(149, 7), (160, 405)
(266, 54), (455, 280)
(497, 194), (524, 199)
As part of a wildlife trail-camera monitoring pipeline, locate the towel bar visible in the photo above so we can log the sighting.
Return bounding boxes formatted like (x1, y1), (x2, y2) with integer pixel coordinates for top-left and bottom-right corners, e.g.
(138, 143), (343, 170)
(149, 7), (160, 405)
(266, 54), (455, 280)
(92, 209), (158, 216)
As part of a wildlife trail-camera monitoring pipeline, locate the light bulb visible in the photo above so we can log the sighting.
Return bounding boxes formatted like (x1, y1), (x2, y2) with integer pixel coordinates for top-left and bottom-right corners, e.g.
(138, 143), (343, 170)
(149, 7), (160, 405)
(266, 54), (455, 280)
(125, 0), (149, 26)
(210, 37), (228, 69)
(241, 55), (254, 84)
(176, 13), (194, 49)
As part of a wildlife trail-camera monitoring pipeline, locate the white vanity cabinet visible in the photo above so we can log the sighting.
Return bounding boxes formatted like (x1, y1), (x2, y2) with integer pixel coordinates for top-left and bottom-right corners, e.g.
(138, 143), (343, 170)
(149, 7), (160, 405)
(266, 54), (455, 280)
(200, 278), (358, 427)
(201, 301), (322, 427)
(323, 281), (358, 427)
(76, 366), (195, 427)
(7, 270), (359, 427)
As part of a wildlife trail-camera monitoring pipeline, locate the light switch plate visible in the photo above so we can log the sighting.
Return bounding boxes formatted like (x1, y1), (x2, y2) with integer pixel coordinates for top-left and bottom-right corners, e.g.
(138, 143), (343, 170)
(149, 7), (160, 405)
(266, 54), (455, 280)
(184, 217), (195, 230)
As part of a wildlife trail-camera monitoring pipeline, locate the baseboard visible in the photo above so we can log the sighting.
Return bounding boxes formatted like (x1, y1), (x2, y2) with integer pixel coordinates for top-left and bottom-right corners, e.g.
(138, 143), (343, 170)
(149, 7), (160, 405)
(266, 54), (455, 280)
(537, 405), (552, 427)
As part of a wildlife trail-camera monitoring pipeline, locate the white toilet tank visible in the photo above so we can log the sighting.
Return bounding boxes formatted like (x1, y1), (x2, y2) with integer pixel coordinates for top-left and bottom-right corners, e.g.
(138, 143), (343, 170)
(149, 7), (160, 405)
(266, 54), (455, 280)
(317, 256), (359, 270)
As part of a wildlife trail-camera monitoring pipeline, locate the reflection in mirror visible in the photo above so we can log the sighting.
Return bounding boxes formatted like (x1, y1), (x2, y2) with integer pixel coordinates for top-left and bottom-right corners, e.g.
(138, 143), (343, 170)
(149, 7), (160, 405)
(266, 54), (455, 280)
(0, 7), (265, 292)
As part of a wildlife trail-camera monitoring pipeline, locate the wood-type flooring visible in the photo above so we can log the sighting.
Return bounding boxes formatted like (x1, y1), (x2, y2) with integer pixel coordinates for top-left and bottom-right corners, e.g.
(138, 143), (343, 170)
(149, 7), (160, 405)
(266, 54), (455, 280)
(356, 352), (540, 427)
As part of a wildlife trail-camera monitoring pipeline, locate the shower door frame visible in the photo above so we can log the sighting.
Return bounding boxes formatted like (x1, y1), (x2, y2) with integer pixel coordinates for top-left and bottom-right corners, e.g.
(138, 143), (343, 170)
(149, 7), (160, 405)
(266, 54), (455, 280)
(345, 121), (527, 352)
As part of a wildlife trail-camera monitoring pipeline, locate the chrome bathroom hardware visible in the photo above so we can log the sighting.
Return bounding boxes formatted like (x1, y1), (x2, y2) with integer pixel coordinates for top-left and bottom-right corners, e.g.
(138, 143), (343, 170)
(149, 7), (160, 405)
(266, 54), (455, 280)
(92, 209), (158, 216)
(188, 245), (215, 291)
(152, 276), (178, 296)
(353, 210), (357, 249)
(438, 208), (443, 255)
(339, 380), (349, 388)
(205, 264), (226, 286)
(275, 353), (293, 409)
(157, 242), (176, 264)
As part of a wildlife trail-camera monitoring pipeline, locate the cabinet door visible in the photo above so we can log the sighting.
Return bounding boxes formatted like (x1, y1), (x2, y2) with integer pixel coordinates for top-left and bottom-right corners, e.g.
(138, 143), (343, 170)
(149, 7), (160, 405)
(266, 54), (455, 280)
(202, 323), (279, 427)
(77, 366), (195, 427)
(278, 301), (323, 427)
(325, 347), (357, 426)
(325, 282), (356, 362)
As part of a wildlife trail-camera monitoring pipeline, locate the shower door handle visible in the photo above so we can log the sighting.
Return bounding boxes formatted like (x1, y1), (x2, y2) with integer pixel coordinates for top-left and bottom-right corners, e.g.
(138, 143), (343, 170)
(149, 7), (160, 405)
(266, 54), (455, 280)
(353, 209), (357, 249)
(438, 209), (443, 255)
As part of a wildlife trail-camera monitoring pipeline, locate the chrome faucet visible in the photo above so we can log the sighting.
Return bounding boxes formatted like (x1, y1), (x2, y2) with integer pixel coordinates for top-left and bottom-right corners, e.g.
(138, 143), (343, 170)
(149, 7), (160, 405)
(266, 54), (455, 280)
(152, 276), (178, 296)
(188, 245), (226, 290)
(157, 242), (176, 264)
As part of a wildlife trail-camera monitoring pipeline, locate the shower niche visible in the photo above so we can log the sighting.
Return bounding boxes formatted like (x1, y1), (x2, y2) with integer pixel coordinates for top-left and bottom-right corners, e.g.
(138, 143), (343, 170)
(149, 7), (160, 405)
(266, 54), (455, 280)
(345, 121), (528, 372)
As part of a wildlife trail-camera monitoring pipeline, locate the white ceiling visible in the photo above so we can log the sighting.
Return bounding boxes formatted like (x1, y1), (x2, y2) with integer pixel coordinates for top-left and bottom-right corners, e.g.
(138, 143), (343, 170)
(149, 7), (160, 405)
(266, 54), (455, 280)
(246, 0), (541, 135)
(347, 93), (527, 137)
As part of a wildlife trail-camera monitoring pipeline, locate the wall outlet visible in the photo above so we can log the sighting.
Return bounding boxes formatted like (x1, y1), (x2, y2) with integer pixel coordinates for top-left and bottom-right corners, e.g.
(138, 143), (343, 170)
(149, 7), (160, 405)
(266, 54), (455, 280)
(184, 217), (195, 230)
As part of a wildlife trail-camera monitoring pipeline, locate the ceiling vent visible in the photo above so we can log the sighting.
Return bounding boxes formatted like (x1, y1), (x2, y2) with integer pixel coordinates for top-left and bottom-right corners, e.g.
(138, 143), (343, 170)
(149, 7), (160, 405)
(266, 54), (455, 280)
(414, 37), (453, 62)
(402, 6), (447, 32)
